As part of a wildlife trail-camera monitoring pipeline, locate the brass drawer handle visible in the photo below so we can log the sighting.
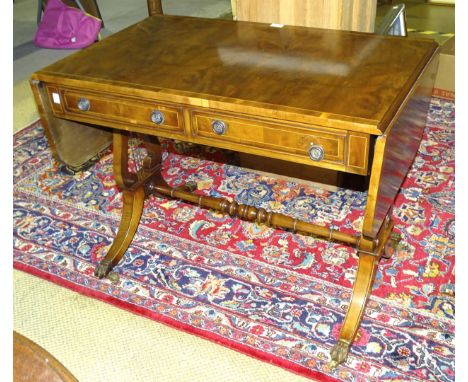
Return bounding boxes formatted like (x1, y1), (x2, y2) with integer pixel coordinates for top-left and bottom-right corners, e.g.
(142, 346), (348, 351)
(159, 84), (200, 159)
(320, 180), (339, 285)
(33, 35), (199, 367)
(77, 98), (90, 111)
(151, 110), (165, 125)
(308, 143), (325, 161)
(211, 120), (227, 135)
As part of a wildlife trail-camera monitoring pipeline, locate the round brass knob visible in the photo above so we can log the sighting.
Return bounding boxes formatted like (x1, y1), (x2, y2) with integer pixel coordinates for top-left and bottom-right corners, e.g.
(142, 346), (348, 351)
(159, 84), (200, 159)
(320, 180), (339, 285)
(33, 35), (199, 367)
(151, 110), (165, 125)
(77, 98), (90, 111)
(211, 120), (227, 135)
(308, 143), (325, 161)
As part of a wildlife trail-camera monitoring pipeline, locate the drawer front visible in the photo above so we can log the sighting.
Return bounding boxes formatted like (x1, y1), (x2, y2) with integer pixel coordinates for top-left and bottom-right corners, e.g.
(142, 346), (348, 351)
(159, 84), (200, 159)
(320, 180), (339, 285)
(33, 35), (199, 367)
(191, 110), (348, 167)
(54, 88), (184, 134)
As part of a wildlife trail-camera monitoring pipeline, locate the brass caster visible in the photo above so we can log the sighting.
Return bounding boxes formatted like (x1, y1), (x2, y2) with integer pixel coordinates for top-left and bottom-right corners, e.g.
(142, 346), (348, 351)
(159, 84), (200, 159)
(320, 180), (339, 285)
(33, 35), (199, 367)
(382, 231), (401, 259)
(184, 181), (198, 192)
(329, 340), (350, 369)
(94, 259), (113, 279)
(107, 272), (120, 284)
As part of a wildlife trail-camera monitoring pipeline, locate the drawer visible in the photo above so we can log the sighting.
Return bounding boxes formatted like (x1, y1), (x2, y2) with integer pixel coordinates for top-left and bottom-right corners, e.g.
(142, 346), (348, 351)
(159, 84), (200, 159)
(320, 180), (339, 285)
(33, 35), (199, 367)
(191, 110), (348, 167)
(48, 87), (185, 134)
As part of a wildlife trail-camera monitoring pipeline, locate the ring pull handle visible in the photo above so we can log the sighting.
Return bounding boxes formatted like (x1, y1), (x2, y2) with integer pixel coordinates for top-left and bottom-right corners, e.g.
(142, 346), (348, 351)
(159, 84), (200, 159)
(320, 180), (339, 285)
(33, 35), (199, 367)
(308, 143), (325, 161)
(211, 120), (227, 135)
(77, 98), (90, 111)
(151, 110), (165, 125)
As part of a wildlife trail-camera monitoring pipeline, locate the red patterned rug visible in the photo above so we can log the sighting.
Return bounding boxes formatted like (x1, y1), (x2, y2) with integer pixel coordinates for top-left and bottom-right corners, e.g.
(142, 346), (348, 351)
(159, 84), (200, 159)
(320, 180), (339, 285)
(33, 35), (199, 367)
(13, 97), (454, 381)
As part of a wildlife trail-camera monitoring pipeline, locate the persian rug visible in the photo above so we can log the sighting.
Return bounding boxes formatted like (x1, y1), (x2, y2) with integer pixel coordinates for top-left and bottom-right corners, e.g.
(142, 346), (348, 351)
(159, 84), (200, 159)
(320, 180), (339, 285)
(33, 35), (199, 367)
(13, 97), (455, 381)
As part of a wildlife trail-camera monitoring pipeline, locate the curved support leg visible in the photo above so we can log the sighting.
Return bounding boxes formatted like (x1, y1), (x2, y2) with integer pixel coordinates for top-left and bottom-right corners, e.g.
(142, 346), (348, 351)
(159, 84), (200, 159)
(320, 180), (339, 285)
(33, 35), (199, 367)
(330, 252), (379, 368)
(95, 186), (146, 278)
(330, 218), (395, 368)
(94, 132), (164, 278)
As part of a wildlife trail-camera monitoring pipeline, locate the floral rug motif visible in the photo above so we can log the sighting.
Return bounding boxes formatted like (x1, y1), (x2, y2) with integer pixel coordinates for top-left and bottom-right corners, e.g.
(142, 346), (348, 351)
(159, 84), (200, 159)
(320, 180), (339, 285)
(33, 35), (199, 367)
(13, 97), (455, 381)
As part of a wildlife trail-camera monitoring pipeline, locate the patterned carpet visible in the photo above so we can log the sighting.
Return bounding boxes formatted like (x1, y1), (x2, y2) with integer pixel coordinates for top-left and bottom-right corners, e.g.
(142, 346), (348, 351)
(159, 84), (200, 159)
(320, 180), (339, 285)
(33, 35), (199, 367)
(13, 97), (454, 381)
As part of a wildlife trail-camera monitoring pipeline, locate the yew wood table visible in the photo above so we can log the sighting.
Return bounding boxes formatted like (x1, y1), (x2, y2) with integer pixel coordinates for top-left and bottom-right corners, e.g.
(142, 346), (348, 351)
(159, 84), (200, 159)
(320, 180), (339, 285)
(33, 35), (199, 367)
(30, 14), (438, 367)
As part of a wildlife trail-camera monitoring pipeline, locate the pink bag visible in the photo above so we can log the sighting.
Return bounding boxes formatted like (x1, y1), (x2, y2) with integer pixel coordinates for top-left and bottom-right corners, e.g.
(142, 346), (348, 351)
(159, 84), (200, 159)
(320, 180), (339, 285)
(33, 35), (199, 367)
(33, 0), (102, 49)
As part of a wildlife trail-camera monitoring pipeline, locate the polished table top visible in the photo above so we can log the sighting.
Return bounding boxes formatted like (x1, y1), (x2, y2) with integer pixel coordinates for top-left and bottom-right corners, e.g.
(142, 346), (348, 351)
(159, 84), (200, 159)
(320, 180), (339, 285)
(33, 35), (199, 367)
(35, 14), (437, 135)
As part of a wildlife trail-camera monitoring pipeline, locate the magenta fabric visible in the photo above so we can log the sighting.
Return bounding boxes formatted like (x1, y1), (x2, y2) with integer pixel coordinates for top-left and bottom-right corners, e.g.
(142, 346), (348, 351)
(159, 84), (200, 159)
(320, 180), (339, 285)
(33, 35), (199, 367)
(33, 0), (101, 49)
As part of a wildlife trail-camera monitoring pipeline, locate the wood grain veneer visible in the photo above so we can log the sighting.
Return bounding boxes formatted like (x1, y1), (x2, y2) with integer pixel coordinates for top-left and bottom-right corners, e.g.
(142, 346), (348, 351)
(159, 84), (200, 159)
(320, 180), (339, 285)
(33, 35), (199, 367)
(32, 15), (437, 135)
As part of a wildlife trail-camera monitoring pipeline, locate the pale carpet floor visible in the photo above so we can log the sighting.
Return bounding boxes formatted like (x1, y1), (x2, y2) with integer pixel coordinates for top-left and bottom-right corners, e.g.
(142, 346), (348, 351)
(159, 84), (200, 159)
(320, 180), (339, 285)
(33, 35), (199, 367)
(13, 271), (314, 382)
(13, 80), (39, 133)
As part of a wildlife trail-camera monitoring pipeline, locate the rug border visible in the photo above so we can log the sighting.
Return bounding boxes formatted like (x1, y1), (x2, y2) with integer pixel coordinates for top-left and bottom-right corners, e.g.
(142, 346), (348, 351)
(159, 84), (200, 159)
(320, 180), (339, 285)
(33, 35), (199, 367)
(432, 88), (455, 100)
(14, 261), (341, 382)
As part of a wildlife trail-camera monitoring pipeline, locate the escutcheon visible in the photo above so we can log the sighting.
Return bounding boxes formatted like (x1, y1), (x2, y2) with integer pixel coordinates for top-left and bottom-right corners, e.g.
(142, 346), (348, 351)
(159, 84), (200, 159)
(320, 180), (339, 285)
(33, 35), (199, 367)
(211, 120), (227, 135)
(77, 98), (90, 111)
(308, 143), (325, 161)
(151, 110), (165, 125)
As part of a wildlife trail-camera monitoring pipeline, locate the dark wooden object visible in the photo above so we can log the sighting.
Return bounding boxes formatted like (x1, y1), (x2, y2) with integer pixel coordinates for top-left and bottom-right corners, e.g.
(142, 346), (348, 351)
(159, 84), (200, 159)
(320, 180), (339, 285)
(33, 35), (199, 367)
(147, 0), (163, 16)
(13, 331), (78, 382)
(30, 15), (438, 367)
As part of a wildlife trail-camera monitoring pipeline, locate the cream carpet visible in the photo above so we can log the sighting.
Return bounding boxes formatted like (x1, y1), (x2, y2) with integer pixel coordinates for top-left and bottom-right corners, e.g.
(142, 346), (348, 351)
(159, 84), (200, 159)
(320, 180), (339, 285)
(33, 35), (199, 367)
(13, 270), (313, 382)
(13, 80), (39, 133)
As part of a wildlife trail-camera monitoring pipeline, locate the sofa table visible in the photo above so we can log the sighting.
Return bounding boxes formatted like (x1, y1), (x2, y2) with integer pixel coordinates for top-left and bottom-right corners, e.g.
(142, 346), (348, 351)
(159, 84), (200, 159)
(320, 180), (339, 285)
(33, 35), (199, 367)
(30, 14), (438, 367)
